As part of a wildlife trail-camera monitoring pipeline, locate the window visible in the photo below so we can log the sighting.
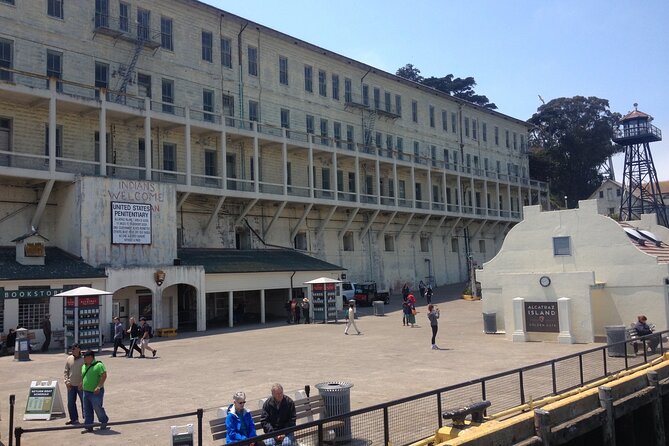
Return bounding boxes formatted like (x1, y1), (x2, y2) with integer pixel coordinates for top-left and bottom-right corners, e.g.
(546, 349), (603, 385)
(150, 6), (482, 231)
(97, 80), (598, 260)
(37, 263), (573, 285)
(482, 122), (487, 142)
(348, 172), (356, 193)
(375, 132), (382, 148)
(420, 236), (429, 252)
(94, 131), (112, 171)
(344, 78), (352, 102)
(334, 122), (341, 148)
(388, 179), (394, 197)
(306, 115), (314, 134)
(48, 0), (63, 18)
(396, 137), (403, 157)
(513, 132), (517, 150)
(464, 117), (470, 137)
(286, 161), (292, 187)
(373, 88), (380, 109)
(343, 232), (354, 251)
(520, 134), (525, 152)
(429, 106), (435, 127)
(362, 85), (369, 106)
(201, 31), (213, 62)
(220, 37), (232, 68)
(279, 56), (288, 85)
(94, 0), (109, 28)
(0, 38), (11, 81)
(451, 112), (457, 133)
(505, 130), (510, 148)
(0, 0), (15, 4)
(384, 92), (391, 113)
(137, 8), (150, 41)
(205, 150), (217, 176)
(479, 239), (486, 253)
(415, 183), (422, 201)
(203, 89), (214, 122)
(346, 125), (354, 150)
(331, 74), (339, 100)
(320, 119), (328, 145)
(442, 110), (447, 131)
(318, 70), (326, 96)
(161, 78), (174, 113)
(386, 134), (393, 152)
(413, 141), (420, 162)
(163, 143), (176, 171)
(412, 100), (418, 123)
(384, 234), (395, 252)
(304, 65), (313, 92)
(598, 190), (604, 198)
(451, 237), (459, 253)
(395, 94), (402, 116)
(44, 124), (63, 160)
(248, 100), (259, 122)
(294, 232), (308, 251)
(0, 118), (11, 159)
(494, 126), (499, 145)
(553, 236), (571, 256)
(18, 297), (50, 330)
(46, 50), (62, 91)
(137, 73), (151, 97)
(159, 17), (173, 50)
(321, 167), (330, 190)
(119, 3), (129, 32)
(337, 170), (344, 192)
(222, 94), (234, 124)
(280, 108), (290, 129)
(472, 119), (478, 140)
(94, 61), (109, 99)
(616, 188), (621, 197)
(248, 46), (257, 76)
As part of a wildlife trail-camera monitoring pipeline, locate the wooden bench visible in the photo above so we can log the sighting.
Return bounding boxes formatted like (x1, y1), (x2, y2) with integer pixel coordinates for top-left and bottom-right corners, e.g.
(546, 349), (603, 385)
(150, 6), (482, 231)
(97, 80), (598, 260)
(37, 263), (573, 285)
(627, 323), (666, 355)
(210, 393), (341, 444)
(156, 327), (177, 337)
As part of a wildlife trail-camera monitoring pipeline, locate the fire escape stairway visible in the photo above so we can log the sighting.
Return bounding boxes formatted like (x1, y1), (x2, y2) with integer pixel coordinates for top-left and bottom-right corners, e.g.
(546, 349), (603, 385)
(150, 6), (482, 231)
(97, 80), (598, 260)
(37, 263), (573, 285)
(115, 36), (144, 102)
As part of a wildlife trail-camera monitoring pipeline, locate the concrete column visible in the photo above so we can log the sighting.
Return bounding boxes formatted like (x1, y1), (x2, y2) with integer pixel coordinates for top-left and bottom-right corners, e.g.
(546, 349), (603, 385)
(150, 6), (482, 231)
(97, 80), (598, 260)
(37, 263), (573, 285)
(557, 297), (574, 344)
(253, 126), (259, 192)
(260, 289), (266, 324)
(427, 168), (432, 209)
(332, 151), (338, 198)
(308, 138), (314, 198)
(375, 159), (380, 203)
(153, 288), (162, 329)
(185, 108), (191, 186)
(411, 166), (416, 208)
(282, 135), (288, 195)
(99, 92), (107, 175)
(512, 297), (528, 342)
(197, 282), (206, 332)
(393, 161), (398, 206)
(228, 291), (234, 328)
(598, 386), (616, 446)
(221, 129), (227, 190)
(355, 154), (360, 203)
(48, 80), (57, 173)
(144, 98), (152, 180)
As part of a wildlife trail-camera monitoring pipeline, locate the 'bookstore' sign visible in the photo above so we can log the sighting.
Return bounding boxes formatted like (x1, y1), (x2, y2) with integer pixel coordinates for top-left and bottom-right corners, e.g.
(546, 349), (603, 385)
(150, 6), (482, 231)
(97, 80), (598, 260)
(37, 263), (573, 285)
(111, 201), (152, 244)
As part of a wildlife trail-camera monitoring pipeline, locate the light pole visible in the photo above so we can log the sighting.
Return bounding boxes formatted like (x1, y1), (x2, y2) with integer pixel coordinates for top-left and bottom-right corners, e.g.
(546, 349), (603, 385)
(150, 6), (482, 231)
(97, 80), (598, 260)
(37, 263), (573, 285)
(564, 195), (568, 209)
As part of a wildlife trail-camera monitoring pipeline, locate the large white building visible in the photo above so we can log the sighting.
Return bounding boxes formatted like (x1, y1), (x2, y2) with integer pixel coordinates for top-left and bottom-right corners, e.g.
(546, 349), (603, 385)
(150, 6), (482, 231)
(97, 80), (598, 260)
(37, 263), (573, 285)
(0, 0), (547, 339)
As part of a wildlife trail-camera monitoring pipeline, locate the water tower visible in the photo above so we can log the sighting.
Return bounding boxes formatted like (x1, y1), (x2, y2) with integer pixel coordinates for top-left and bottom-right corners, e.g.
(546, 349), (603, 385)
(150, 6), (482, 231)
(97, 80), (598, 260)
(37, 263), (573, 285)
(614, 104), (668, 227)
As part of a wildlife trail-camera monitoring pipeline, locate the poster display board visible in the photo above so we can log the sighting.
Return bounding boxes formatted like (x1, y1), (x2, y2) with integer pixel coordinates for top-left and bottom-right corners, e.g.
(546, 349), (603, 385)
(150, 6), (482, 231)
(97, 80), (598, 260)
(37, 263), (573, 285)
(524, 301), (559, 333)
(171, 424), (194, 446)
(312, 283), (325, 322)
(23, 380), (65, 420)
(64, 295), (102, 351)
(111, 201), (152, 244)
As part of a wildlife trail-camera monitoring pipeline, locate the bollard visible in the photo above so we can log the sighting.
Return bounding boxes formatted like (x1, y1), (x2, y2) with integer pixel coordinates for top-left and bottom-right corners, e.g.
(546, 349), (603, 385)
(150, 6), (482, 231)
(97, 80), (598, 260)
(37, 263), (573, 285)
(9, 394), (15, 446)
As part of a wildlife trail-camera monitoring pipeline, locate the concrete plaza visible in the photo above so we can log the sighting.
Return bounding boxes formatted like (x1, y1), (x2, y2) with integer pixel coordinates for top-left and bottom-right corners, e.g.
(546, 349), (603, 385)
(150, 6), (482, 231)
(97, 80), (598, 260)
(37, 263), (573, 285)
(0, 283), (598, 445)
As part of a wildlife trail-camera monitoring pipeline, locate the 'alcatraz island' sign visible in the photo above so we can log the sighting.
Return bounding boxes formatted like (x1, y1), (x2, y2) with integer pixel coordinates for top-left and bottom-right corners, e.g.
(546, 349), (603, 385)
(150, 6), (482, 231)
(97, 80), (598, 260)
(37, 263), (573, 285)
(524, 301), (559, 333)
(111, 201), (152, 245)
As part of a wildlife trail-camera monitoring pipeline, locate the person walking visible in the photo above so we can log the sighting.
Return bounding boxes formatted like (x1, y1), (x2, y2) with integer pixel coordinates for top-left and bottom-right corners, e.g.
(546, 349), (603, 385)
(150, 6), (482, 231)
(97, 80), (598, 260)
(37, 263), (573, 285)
(80, 350), (109, 433)
(292, 299), (301, 324)
(301, 298), (311, 324)
(418, 281), (426, 301)
(427, 304), (441, 349)
(111, 317), (129, 357)
(406, 294), (417, 328)
(63, 343), (84, 425)
(344, 301), (361, 335)
(40, 314), (51, 352)
(126, 317), (142, 358)
(138, 317), (156, 358)
(425, 285), (434, 305)
(402, 294), (410, 326)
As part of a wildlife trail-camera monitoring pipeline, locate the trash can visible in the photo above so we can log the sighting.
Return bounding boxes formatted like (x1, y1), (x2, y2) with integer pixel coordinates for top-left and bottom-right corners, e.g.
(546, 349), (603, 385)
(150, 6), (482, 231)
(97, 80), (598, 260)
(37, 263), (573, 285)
(482, 312), (497, 334)
(373, 300), (384, 316)
(605, 325), (628, 357)
(316, 381), (353, 442)
(14, 328), (30, 361)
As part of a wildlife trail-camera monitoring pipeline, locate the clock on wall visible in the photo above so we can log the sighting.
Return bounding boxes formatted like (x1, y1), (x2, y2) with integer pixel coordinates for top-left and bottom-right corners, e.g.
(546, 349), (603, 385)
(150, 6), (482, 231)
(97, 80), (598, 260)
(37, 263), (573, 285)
(539, 276), (551, 287)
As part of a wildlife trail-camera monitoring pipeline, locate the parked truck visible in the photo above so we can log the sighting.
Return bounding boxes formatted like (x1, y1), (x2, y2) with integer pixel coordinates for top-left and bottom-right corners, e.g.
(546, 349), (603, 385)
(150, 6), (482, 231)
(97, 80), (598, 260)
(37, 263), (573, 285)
(353, 282), (390, 306)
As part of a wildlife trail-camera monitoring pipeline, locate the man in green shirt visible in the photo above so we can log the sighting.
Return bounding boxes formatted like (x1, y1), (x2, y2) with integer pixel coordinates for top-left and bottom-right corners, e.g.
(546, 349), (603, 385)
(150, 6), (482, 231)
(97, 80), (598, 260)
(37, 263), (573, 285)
(80, 350), (109, 433)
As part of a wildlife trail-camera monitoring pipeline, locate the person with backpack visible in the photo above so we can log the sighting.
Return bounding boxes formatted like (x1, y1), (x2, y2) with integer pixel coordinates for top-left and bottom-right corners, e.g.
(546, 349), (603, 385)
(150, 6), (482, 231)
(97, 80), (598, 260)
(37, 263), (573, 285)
(138, 317), (157, 358)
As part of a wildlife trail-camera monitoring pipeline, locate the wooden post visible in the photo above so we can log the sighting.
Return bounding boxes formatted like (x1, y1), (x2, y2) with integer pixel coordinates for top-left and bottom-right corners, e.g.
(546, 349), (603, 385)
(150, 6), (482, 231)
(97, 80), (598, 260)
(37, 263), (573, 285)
(647, 370), (666, 445)
(598, 386), (616, 446)
(534, 408), (552, 446)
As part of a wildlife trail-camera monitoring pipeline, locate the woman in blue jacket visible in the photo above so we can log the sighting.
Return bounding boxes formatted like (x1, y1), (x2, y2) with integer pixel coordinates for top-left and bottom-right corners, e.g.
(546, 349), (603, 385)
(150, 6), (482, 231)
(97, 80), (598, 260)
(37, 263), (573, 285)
(226, 391), (263, 445)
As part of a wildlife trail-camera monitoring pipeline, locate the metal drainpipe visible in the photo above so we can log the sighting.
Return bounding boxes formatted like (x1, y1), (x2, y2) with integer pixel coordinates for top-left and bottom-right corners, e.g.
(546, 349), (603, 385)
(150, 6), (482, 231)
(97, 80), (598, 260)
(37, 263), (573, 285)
(290, 270), (296, 301)
(237, 22), (248, 122)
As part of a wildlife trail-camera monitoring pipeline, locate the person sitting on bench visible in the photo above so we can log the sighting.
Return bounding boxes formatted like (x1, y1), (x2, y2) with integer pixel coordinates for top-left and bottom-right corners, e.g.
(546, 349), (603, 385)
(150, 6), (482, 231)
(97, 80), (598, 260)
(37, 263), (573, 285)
(226, 391), (263, 446)
(261, 383), (296, 446)
(635, 315), (660, 353)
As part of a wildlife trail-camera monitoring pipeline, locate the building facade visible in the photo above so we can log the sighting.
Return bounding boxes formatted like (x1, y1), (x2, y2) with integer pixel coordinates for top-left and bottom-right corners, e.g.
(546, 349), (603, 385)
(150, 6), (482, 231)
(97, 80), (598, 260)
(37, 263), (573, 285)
(0, 0), (547, 335)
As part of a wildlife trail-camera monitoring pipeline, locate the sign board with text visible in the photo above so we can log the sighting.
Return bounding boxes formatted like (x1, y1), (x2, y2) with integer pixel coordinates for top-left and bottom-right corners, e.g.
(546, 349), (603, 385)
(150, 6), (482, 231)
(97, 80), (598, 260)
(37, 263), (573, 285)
(524, 301), (559, 333)
(24, 380), (65, 420)
(111, 201), (152, 244)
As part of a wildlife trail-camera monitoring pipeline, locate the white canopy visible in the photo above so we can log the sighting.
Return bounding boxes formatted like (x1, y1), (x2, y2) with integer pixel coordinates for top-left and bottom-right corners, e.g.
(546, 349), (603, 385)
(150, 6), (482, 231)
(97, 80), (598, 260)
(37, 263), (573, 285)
(303, 277), (341, 285)
(54, 286), (113, 297)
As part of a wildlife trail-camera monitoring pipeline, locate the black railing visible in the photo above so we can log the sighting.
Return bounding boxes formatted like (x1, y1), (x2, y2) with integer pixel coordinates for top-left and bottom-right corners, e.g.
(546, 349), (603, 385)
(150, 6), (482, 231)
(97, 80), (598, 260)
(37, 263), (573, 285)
(14, 330), (665, 445)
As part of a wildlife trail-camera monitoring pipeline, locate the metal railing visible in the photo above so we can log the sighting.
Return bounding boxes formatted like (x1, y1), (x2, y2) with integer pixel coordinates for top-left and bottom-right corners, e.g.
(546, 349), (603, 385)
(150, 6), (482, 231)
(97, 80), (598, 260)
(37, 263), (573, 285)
(12, 331), (667, 445)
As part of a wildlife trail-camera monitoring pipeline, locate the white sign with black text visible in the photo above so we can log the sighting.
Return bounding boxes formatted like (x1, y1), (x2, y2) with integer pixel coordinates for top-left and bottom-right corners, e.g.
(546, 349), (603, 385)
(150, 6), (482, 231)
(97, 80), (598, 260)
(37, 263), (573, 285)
(111, 201), (152, 244)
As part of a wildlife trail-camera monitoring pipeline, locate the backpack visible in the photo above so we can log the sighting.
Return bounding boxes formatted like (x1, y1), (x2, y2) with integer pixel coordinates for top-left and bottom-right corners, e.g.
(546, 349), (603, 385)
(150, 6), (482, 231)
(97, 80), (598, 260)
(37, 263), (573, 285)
(147, 324), (154, 338)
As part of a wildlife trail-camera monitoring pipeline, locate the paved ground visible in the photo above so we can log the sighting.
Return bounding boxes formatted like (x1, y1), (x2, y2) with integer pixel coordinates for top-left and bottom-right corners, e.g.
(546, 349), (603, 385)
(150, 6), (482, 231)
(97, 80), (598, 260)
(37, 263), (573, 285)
(0, 283), (600, 445)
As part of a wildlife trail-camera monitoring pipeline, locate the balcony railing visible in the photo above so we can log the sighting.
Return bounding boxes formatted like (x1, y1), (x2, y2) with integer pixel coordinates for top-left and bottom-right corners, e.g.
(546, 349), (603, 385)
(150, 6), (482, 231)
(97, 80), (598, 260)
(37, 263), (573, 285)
(93, 14), (161, 49)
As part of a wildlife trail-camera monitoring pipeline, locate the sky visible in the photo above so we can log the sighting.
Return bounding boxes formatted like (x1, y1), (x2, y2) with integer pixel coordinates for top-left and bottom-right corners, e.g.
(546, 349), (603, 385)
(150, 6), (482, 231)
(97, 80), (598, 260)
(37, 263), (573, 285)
(202, 0), (669, 181)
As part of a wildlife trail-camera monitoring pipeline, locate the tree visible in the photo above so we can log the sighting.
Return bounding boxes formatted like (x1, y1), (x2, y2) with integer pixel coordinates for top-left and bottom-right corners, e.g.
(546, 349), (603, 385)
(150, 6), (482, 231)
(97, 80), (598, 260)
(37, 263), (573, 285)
(395, 64), (497, 109)
(528, 96), (622, 208)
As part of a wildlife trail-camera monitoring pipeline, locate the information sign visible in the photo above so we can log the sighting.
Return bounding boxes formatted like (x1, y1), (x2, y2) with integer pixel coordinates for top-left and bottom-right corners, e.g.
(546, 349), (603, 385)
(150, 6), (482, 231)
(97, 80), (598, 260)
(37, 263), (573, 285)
(524, 302), (559, 333)
(23, 380), (65, 420)
(111, 201), (152, 244)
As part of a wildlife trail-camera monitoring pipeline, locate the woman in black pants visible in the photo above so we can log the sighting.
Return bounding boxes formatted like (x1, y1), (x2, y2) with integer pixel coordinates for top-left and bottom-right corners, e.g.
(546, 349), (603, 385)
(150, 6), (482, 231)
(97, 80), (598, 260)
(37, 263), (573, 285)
(126, 316), (142, 358)
(427, 304), (440, 350)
